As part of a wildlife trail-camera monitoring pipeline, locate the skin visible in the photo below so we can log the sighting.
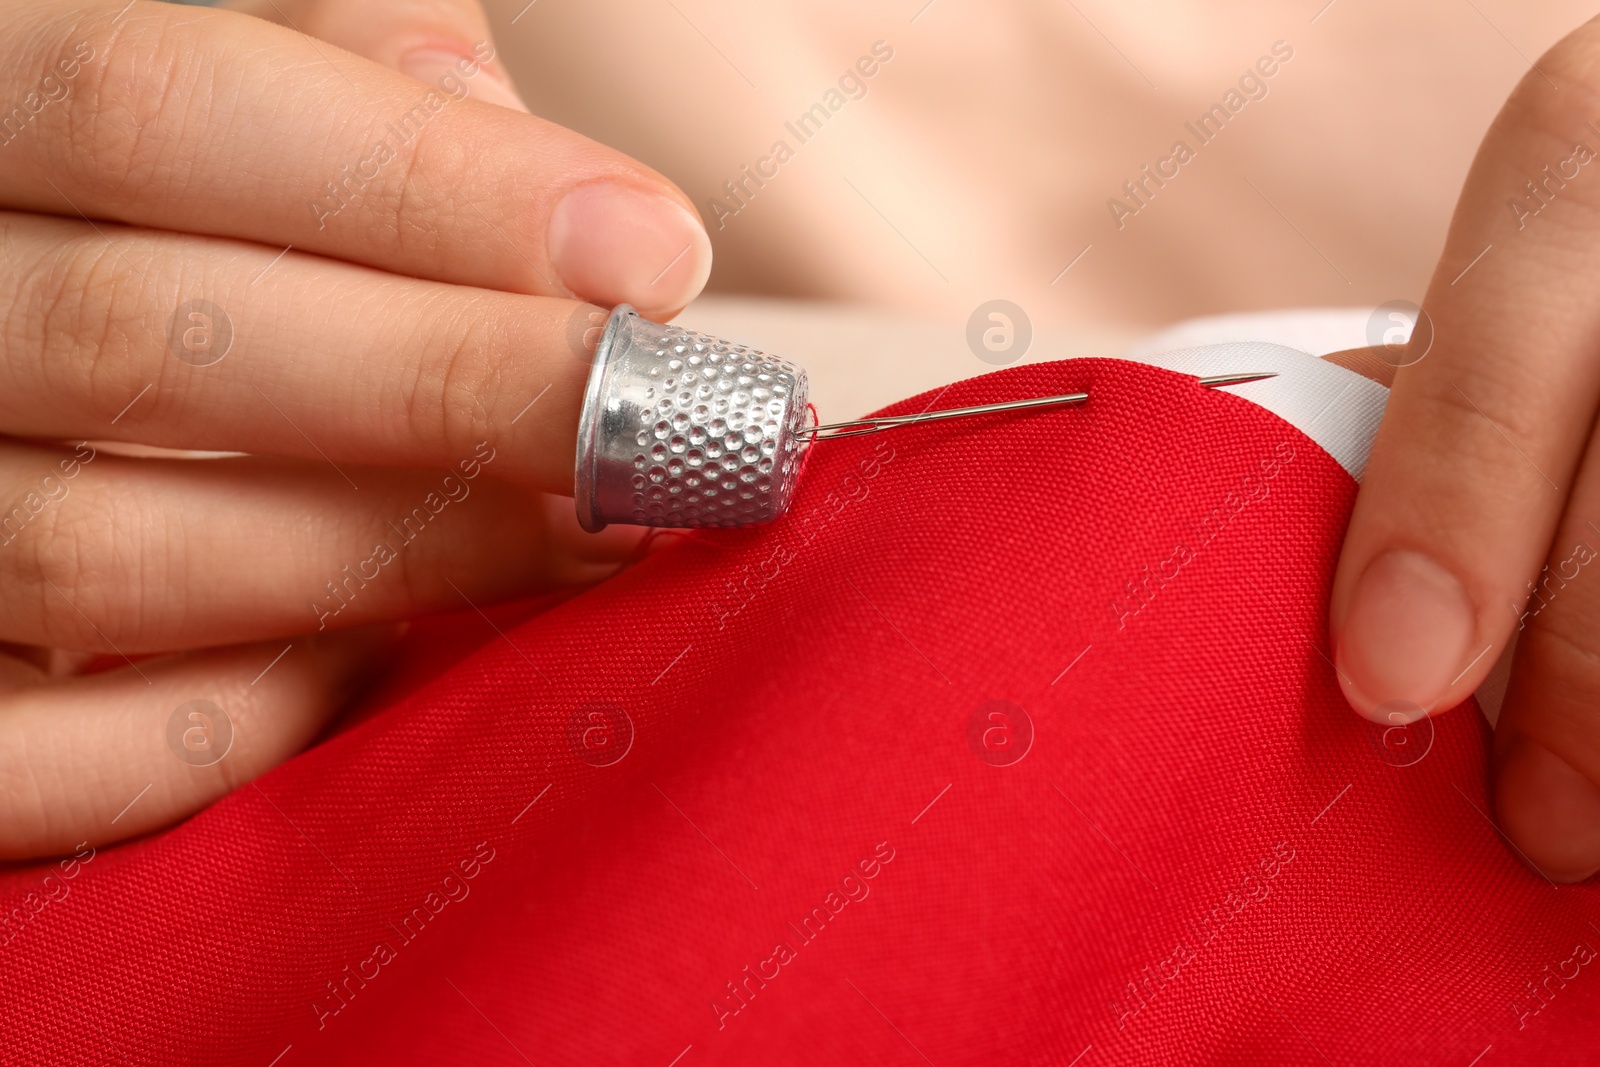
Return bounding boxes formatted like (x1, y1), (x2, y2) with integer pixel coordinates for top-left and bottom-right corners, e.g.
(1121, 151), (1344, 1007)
(0, 0), (710, 858)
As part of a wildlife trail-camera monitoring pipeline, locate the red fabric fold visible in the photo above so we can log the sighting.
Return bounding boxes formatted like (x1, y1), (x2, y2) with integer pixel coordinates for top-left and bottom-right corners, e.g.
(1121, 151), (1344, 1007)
(2, 359), (1592, 1066)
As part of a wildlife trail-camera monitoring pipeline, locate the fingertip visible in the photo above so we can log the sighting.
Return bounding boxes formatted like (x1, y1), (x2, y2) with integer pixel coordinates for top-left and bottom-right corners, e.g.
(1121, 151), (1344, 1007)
(1336, 673), (1429, 727)
(1333, 548), (1478, 718)
(547, 182), (713, 318)
(1495, 733), (1600, 883)
(1335, 668), (1383, 721)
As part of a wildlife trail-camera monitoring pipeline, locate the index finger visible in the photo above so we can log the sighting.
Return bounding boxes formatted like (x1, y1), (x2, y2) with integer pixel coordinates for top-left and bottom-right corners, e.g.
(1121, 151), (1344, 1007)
(0, 0), (711, 318)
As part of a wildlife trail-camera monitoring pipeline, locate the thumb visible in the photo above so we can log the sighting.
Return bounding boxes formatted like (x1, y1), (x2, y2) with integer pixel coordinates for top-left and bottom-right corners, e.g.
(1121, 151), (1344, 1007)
(224, 0), (529, 111)
(1328, 22), (1600, 729)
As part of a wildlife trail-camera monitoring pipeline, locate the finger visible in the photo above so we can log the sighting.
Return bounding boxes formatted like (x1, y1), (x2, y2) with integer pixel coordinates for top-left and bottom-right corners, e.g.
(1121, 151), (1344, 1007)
(222, 0), (529, 111)
(0, 624), (398, 860)
(1329, 26), (1600, 722)
(0, 441), (640, 653)
(0, 214), (590, 490)
(1493, 445), (1600, 881)
(1, 1), (709, 318)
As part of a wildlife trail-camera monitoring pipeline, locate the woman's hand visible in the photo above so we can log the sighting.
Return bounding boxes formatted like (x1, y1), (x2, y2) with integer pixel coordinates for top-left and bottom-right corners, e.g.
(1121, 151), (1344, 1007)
(1331, 15), (1600, 881)
(0, 0), (710, 858)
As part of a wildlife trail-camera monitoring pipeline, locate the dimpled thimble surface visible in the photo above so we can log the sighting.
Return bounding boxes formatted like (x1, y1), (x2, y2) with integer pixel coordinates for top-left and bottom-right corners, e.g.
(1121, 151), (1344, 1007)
(575, 305), (811, 531)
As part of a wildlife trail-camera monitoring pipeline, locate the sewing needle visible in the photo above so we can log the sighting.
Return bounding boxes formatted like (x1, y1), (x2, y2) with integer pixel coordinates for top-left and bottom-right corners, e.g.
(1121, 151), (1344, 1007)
(799, 371), (1278, 441)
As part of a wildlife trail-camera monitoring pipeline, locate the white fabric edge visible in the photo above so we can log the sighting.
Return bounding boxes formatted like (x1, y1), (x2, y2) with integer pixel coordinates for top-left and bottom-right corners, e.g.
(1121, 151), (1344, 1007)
(1119, 341), (1390, 483)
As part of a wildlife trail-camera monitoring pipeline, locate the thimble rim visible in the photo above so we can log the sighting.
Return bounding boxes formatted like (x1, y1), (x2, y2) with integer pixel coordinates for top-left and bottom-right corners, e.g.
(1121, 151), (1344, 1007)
(573, 303), (637, 533)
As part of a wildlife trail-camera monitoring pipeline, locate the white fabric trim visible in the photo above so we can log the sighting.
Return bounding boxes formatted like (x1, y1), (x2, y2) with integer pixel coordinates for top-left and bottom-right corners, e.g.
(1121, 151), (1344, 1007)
(1123, 341), (1390, 482)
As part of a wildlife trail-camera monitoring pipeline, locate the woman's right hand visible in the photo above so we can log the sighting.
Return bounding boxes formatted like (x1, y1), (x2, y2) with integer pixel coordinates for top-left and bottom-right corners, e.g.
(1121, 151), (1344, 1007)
(0, 0), (710, 858)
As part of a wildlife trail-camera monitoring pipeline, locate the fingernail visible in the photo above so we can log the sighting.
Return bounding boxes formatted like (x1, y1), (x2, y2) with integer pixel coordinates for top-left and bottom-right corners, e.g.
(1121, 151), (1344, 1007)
(548, 181), (713, 315)
(397, 47), (530, 112)
(1495, 735), (1600, 882)
(1335, 549), (1475, 721)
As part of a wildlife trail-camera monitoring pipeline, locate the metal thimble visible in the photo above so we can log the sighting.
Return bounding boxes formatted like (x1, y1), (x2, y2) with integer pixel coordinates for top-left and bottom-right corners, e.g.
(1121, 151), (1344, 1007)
(574, 305), (811, 531)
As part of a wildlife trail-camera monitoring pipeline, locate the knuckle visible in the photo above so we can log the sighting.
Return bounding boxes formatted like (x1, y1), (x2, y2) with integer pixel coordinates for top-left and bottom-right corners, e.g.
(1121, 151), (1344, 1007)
(328, 114), (470, 263)
(1413, 384), (1549, 476)
(0, 731), (52, 861)
(1515, 538), (1600, 738)
(386, 127), (550, 291)
(52, 7), (201, 206)
(386, 118), (462, 258)
(12, 483), (153, 651)
(10, 230), (164, 422)
(402, 301), (506, 457)
(1522, 616), (1600, 717)
(8, 494), (95, 647)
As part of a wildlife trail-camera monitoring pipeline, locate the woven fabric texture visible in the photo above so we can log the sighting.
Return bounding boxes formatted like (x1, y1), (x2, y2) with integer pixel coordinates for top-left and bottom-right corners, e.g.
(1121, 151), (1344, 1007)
(0, 359), (1591, 1066)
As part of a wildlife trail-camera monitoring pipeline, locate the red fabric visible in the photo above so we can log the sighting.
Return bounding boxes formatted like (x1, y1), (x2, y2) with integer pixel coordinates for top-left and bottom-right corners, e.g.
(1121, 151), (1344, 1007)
(2, 359), (1594, 1066)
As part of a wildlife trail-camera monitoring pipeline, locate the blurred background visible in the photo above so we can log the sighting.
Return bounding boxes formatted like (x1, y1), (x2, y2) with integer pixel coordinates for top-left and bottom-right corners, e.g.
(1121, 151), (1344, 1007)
(480, 0), (1595, 410)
